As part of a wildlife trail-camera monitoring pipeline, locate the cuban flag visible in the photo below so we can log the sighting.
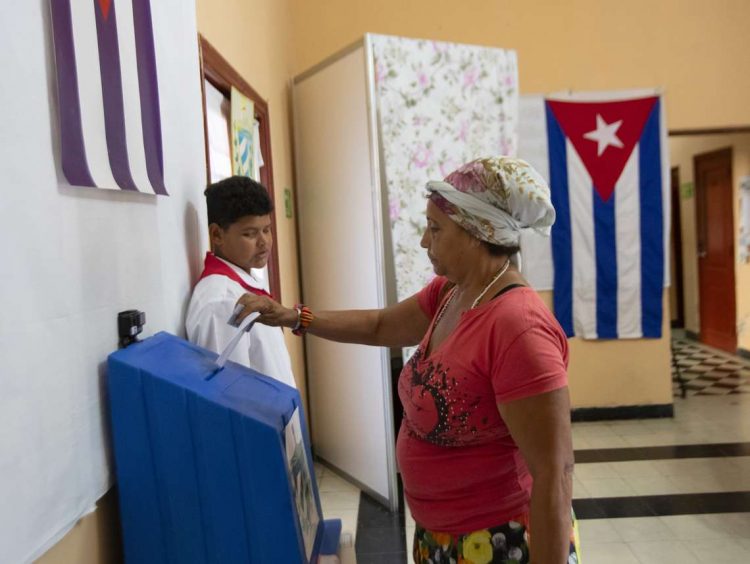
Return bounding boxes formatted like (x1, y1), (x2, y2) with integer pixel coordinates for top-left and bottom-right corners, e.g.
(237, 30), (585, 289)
(49, 0), (168, 194)
(518, 91), (670, 340)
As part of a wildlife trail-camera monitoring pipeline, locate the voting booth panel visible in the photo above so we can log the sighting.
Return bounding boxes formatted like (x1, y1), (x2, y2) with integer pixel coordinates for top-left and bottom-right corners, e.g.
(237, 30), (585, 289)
(292, 34), (518, 510)
(107, 332), (338, 563)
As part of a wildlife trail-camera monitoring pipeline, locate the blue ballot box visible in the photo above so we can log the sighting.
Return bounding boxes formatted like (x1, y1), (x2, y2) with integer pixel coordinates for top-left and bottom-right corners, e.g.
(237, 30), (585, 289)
(107, 332), (341, 563)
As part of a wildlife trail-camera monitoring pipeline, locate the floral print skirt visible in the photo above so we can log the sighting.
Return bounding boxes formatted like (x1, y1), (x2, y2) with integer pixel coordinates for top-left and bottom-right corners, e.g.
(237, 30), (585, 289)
(412, 509), (581, 564)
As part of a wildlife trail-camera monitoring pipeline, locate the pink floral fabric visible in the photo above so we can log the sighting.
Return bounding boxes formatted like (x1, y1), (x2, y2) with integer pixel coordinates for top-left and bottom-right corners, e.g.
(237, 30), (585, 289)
(370, 34), (518, 305)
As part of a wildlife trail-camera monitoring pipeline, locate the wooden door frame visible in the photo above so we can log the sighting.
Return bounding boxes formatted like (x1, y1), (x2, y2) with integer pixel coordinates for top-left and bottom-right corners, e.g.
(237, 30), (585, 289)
(670, 125), (750, 136)
(693, 146), (736, 350)
(670, 167), (685, 327)
(197, 35), (282, 301)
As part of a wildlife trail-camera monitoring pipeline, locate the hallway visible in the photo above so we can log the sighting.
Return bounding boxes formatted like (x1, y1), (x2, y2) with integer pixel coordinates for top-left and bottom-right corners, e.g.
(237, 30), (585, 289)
(317, 337), (750, 562)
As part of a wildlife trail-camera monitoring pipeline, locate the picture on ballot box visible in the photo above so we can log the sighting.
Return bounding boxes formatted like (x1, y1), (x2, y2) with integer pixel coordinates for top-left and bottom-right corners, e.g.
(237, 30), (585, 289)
(284, 408), (320, 560)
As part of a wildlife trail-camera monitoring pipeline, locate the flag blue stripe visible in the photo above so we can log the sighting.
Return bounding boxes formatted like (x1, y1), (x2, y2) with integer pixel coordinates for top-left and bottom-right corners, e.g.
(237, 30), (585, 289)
(133, 0), (168, 195)
(546, 103), (574, 336)
(593, 189), (618, 338)
(50, 0), (96, 188)
(639, 101), (664, 337)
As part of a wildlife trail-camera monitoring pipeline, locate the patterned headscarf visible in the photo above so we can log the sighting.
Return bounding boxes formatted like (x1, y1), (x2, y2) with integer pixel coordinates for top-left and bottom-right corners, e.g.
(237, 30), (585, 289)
(426, 157), (555, 248)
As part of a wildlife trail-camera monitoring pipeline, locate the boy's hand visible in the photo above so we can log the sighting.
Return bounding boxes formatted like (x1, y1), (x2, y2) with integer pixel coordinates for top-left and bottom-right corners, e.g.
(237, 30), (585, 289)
(233, 293), (298, 328)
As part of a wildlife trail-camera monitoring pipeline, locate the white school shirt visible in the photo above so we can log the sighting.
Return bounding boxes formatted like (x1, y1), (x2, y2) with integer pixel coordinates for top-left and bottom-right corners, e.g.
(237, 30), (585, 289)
(185, 257), (297, 389)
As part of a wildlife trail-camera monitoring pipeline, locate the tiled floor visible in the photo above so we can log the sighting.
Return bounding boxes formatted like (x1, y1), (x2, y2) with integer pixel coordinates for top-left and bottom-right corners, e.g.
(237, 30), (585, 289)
(318, 338), (750, 562)
(315, 464), (360, 543)
(355, 492), (408, 563)
(672, 338), (750, 396)
(573, 392), (750, 561)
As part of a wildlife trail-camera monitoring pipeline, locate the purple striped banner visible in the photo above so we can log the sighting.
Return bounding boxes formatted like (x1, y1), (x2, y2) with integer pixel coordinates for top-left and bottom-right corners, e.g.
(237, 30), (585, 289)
(49, 0), (168, 195)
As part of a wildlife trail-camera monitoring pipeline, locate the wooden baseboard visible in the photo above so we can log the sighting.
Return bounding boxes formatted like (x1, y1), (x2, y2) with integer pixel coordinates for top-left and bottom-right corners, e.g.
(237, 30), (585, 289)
(571, 404), (673, 422)
(35, 488), (123, 564)
(685, 330), (700, 341)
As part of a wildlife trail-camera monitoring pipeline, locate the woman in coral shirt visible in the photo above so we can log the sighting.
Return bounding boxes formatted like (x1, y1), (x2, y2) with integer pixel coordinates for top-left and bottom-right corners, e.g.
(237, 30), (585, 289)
(235, 157), (580, 564)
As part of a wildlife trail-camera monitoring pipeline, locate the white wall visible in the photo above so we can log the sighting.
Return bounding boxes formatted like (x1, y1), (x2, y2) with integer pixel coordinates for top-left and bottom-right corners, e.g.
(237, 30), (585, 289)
(0, 1), (207, 561)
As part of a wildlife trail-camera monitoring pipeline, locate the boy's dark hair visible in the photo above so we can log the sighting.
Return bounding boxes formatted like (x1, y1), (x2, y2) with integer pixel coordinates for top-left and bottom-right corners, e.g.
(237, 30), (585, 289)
(204, 176), (273, 228)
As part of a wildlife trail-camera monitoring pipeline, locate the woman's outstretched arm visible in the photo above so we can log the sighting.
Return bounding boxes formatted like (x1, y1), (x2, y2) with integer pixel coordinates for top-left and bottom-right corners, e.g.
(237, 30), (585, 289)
(233, 292), (431, 348)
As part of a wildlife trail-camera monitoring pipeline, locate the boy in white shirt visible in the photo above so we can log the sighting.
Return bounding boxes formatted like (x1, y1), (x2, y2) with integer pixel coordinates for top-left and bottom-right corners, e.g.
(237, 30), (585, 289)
(186, 176), (296, 388)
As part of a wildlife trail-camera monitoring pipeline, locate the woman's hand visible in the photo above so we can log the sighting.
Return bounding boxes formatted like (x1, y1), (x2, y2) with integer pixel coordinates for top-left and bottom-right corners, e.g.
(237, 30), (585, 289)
(234, 293), (298, 328)
(230, 291), (431, 347)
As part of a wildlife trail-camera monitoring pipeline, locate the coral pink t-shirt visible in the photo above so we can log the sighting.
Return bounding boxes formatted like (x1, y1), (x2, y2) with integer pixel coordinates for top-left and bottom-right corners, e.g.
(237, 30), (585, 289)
(396, 276), (569, 534)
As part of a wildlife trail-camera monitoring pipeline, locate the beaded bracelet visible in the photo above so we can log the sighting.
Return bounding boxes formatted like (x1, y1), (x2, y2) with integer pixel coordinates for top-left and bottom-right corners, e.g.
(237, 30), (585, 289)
(292, 304), (313, 336)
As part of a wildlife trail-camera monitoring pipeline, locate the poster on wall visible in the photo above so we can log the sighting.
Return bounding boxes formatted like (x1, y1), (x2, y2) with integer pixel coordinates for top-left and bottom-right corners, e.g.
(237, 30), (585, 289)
(230, 86), (256, 178)
(49, 0), (169, 195)
(284, 408), (321, 561)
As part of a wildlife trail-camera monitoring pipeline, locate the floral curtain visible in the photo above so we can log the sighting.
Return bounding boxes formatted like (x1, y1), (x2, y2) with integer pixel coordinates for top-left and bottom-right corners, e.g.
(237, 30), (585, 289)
(370, 34), (519, 303)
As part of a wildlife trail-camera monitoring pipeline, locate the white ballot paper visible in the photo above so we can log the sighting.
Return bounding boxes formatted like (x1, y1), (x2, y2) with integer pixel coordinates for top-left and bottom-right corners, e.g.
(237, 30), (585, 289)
(215, 306), (261, 368)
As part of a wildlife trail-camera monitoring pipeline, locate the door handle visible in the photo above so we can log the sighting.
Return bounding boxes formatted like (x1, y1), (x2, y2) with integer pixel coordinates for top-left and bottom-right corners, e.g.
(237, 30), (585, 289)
(698, 250), (707, 258)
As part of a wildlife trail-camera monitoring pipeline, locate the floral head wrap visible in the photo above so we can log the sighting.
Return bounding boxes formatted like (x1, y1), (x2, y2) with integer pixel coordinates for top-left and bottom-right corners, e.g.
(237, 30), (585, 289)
(426, 157), (555, 248)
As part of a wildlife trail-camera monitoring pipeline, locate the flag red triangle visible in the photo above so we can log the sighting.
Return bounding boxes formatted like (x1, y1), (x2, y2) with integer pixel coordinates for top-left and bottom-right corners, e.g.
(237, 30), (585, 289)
(98, 0), (112, 21)
(547, 97), (658, 201)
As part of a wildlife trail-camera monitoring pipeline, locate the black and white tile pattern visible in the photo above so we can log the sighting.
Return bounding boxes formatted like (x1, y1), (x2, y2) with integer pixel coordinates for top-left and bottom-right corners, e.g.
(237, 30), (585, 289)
(672, 339), (750, 396)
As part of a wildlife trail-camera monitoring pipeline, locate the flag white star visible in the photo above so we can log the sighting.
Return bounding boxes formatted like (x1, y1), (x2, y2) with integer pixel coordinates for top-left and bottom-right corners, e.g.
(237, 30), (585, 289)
(583, 114), (624, 156)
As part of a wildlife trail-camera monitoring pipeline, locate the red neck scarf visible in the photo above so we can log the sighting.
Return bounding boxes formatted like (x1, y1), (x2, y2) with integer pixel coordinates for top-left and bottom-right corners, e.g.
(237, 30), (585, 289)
(198, 252), (273, 299)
